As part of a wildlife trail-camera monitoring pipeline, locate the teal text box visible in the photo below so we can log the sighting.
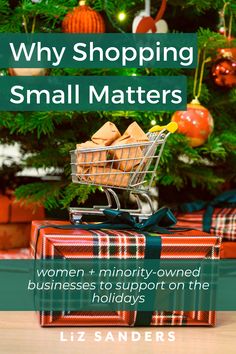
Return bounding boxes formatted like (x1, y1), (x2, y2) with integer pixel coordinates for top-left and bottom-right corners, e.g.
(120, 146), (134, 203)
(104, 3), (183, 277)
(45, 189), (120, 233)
(0, 259), (235, 311)
(0, 33), (197, 68)
(0, 76), (187, 111)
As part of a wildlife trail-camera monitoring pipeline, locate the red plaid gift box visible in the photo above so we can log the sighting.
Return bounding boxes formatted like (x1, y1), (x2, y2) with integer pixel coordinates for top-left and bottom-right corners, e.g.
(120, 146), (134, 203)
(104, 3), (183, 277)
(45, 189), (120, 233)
(220, 241), (236, 259)
(176, 208), (236, 241)
(31, 220), (221, 327)
(0, 194), (45, 249)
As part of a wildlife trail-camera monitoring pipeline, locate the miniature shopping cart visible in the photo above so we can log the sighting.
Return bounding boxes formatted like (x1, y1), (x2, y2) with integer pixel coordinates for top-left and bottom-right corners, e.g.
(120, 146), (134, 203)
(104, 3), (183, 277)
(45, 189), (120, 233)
(69, 122), (178, 224)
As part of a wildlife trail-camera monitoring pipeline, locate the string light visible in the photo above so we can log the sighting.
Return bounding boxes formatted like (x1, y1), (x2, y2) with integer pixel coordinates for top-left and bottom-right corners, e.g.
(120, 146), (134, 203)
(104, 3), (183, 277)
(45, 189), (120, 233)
(118, 12), (126, 22)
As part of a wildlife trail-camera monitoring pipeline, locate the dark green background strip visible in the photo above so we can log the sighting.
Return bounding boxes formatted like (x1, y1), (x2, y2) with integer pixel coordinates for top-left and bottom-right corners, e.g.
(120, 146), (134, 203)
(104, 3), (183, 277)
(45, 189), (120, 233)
(0, 259), (235, 311)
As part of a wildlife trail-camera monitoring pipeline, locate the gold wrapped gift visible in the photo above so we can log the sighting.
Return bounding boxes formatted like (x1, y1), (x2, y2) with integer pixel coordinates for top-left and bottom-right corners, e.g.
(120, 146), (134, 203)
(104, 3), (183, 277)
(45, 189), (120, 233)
(75, 121), (149, 181)
(91, 121), (121, 146)
(76, 141), (107, 166)
(89, 166), (130, 187)
(111, 122), (149, 172)
(76, 165), (90, 181)
(122, 122), (149, 143)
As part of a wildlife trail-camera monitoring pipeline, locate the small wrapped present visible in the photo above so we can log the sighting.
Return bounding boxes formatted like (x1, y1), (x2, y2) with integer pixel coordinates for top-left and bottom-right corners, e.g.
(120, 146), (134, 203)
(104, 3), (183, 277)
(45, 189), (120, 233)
(89, 166), (130, 187)
(91, 121), (121, 146)
(111, 137), (143, 172)
(122, 122), (150, 143)
(0, 194), (44, 250)
(76, 165), (90, 180)
(176, 190), (236, 241)
(75, 121), (150, 184)
(111, 122), (149, 172)
(31, 208), (220, 327)
(76, 141), (107, 167)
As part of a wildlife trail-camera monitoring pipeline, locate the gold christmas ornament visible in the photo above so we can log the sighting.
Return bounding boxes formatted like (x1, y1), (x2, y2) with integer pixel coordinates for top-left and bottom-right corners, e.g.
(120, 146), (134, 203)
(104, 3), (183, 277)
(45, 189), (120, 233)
(8, 67), (47, 76)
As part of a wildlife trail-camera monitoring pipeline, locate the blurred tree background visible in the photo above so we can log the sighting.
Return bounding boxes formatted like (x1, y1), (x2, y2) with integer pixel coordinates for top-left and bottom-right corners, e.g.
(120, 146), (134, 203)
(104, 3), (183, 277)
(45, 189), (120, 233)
(0, 0), (235, 209)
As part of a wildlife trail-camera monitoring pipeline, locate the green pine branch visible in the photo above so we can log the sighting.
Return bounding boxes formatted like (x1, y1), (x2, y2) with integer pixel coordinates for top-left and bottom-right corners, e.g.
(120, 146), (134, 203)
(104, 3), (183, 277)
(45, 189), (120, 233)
(0, 0), (235, 208)
(14, 181), (96, 209)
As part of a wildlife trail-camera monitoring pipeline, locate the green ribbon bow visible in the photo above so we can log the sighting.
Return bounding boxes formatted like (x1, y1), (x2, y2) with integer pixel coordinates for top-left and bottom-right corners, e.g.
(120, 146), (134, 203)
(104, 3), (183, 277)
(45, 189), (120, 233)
(101, 207), (177, 233)
(39, 207), (177, 234)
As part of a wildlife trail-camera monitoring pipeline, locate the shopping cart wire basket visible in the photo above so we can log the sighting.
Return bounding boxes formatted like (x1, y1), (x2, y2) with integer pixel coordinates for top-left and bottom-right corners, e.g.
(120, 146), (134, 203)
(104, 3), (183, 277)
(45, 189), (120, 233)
(69, 122), (178, 223)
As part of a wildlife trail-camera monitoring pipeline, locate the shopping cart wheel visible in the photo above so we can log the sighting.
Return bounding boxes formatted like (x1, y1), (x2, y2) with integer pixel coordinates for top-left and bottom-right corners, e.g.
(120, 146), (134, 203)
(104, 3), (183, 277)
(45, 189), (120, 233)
(69, 209), (83, 224)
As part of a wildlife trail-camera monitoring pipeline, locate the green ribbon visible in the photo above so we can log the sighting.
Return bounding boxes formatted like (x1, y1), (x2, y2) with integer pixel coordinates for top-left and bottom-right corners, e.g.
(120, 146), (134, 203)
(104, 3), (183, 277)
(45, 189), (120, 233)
(134, 234), (162, 327)
(36, 207), (177, 236)
(35, 207), (178, 258)
(101, 207), (177, 233)
(180, 189), (236, 233)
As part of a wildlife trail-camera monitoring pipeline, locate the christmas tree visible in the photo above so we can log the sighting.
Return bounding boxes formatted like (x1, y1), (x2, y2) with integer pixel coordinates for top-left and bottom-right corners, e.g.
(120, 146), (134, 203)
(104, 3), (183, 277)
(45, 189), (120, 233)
(0, 0), (235, 210)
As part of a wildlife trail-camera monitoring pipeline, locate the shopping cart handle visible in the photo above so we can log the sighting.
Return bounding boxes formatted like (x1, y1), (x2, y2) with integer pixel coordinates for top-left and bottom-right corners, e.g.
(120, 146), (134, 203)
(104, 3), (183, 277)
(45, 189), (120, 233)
(149, 122), (178, 134)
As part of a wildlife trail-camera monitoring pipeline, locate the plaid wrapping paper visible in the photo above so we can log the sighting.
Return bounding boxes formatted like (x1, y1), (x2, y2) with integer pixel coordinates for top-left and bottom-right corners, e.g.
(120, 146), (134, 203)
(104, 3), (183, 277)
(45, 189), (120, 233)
(176, 208), (236, 241)
(31, 220), (221, 327)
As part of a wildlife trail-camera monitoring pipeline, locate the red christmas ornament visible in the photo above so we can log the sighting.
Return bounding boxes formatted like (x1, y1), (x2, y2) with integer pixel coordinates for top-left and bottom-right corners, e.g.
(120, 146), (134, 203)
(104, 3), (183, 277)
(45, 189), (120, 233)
(212, 52), (236, 88)
(171, 99), (214, 147)
(62, 1), (105, 33)
(132, 0), (168, 33)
